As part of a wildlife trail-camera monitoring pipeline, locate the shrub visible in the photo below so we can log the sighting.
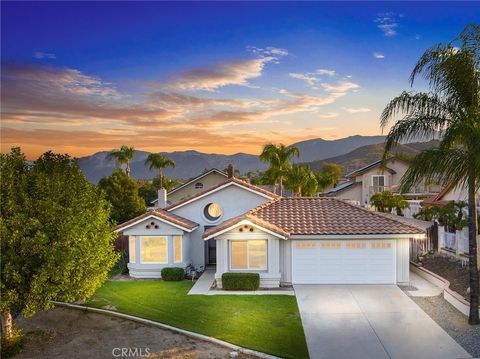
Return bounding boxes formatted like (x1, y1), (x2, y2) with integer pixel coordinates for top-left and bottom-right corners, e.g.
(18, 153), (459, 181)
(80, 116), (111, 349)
(222, 273), (260, 291)
(161, 267), (185, 281)
(1, 327), (26, 359)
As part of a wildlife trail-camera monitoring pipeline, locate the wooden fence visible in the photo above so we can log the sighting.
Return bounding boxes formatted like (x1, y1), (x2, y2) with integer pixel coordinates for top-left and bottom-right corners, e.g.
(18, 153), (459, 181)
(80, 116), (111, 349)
(410, 222), (438, 263)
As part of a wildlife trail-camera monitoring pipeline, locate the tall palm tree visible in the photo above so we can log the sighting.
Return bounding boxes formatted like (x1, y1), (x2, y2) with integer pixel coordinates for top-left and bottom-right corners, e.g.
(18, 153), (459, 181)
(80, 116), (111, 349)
(259, 143), (300, 196)
(145, 153), (175, 189)
(380, 24), (480, 324)
(107, 145), (135, 177)
(285, 165), (318, 196)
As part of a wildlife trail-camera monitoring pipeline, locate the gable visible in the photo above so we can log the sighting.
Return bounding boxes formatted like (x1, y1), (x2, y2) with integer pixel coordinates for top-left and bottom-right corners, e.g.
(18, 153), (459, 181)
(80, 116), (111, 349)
(169, 184), (272, 226)
(121, 215), (186, 236)
(168, 170), (228, 204)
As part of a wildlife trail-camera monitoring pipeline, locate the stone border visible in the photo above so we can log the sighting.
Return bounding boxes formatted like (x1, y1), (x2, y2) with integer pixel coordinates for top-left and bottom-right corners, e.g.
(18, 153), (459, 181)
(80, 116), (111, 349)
(53, 301), (281, 359)
(204, 289), (295, 296)
(410, 263), (479, 317)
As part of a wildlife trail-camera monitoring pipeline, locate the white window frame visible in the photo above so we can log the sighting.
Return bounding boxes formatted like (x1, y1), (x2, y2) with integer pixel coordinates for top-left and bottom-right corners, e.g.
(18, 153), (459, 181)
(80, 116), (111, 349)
(229, 239), (267, 271)
(173, 235), (183, 263)
(140, 236), (168, 264)
(372, 175), (386, 192)
(129, 236), (136, 263)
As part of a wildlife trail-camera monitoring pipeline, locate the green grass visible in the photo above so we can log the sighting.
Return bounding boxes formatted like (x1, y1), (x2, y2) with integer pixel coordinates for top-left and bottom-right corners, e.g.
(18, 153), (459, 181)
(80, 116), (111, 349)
(85, 280), (308, 358)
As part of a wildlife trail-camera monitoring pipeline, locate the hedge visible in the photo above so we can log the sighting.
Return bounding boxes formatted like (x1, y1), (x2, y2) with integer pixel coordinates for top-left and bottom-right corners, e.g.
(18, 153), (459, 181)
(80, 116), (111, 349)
(221, 272), (260, 290)
(161, 267), (185, 281)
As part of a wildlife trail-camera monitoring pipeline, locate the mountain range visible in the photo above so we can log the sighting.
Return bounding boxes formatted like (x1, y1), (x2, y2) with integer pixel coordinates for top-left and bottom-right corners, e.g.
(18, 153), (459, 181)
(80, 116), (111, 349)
(76, 135), (435, 183)
(77, 135), (388, 183)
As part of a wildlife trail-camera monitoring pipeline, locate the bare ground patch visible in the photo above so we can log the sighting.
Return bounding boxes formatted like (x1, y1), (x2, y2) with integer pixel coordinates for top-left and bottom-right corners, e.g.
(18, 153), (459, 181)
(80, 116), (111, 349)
(15, 307), (257, 359)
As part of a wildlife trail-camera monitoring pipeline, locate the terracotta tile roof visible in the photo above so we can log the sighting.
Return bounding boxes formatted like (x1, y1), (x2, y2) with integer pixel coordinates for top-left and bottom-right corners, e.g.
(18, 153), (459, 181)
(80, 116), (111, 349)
(165, 177), (279, 211)
(251, 197), (424, 236)
(114, 208), (199, 232)
(202, 214), (289, 239)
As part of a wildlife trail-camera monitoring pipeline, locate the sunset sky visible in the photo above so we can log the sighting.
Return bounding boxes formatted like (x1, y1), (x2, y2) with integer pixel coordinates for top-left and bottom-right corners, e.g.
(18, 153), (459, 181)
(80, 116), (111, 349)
(1, 1), (478, 159)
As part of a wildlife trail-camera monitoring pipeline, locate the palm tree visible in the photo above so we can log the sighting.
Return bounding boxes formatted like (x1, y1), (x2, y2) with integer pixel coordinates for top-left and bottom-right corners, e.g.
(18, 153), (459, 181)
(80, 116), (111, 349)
(107, 145), (135, 177)
(145, 153), (175, 189)
(259, 143), (300, 196)
(380, 24), (479, 324)
(285, 165), (318, 196)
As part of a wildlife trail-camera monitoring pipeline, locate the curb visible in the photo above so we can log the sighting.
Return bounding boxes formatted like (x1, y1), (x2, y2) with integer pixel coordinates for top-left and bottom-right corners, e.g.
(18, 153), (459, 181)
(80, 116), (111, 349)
(410, 263), (480, 317)
(53, 301), (282, 359)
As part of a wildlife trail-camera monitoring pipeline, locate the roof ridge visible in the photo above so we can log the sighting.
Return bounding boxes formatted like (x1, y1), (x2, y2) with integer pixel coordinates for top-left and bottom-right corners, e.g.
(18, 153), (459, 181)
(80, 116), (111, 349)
(334, 198), (425, 232)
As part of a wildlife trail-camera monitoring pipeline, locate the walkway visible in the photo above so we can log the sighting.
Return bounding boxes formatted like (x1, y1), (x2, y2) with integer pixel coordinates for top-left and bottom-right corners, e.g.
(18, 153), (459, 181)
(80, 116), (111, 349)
(188, 269), (215, 295)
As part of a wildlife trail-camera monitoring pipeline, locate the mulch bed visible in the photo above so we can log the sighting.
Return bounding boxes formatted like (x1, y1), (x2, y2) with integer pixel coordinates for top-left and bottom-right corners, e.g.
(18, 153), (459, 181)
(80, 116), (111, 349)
(420, 255), (470, 300)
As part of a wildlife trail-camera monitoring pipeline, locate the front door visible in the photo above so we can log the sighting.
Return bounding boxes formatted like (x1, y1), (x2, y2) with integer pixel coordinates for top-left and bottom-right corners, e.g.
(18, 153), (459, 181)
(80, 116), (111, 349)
(208, 238), (216, 265)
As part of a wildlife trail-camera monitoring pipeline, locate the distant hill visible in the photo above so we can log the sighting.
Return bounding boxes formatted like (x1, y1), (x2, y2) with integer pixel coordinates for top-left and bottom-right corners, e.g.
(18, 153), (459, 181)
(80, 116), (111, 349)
(78, 135), (436, 183)
(77, 150), (267, 184)
(293, 135), (386, 162)
(76, 135), (407, 183)
(304, 140), (440, 175)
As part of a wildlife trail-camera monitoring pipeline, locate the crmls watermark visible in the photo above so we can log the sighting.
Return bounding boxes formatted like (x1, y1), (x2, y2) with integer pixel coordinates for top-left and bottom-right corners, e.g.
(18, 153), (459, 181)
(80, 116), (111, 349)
(112, 347), (151, 357)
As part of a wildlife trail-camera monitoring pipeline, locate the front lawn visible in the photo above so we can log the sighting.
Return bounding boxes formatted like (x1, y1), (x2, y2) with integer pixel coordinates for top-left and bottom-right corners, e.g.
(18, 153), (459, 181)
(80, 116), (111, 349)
(85, 280), (308, 358)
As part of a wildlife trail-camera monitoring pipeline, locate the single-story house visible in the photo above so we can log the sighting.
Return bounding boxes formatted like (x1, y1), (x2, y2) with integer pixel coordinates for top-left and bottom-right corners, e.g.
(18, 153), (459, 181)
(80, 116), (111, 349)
(115, 171), (425, 287)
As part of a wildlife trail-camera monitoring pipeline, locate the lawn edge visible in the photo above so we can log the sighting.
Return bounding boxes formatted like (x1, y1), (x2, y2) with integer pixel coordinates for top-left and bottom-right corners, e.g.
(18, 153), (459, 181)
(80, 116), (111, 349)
(52, 301), (283, 359)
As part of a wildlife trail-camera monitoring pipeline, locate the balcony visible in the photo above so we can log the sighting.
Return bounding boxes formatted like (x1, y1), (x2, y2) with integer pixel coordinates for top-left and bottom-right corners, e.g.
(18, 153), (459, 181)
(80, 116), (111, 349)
(369, 184), (442, 196)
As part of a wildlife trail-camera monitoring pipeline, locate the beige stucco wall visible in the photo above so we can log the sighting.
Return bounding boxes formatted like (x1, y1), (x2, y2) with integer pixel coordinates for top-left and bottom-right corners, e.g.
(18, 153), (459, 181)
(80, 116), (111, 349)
(168, 172), (227, 204)
(333, 184), (362, 204)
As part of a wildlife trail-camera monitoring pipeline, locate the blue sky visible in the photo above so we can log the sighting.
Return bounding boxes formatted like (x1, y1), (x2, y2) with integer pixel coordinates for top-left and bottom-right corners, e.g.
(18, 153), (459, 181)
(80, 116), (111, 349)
(1, 1), (478, 158)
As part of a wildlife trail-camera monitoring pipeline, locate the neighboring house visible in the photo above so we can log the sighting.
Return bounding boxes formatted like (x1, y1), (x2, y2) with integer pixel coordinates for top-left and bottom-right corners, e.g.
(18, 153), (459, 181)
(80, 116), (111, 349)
(423, 181), (480, 207)
(150, 168), (228, 207)
(320, 157), (442, 206)
(115, 172), (425, 287)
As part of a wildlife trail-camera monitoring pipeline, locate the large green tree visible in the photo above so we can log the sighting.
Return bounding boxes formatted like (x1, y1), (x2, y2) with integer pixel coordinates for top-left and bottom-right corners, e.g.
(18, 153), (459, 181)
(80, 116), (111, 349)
(107, 145), (135, 177)
(285, 165), (318, 196)
(315, 162), (344, 191)
(145, 153), (175, 189)
(99, 170), (146, 224)
(380, 24), (480, 324)
(259, 143), (300, 196)
(0, 149), (118, 341)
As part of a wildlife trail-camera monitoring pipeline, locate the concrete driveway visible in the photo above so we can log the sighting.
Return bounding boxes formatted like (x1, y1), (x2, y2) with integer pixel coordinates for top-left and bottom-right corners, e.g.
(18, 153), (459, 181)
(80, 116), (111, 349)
(294, 285), (471, 359)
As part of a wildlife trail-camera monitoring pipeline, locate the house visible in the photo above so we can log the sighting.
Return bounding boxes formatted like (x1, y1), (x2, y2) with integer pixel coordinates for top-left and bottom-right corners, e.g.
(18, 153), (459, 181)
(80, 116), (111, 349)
(115, 171), (425, 287)
(150, 168), (228, 206)
(321, 157), (442, 206)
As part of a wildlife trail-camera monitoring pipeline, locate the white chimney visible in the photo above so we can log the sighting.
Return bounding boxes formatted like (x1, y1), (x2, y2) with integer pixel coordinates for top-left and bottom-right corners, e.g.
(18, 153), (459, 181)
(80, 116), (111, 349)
(157, 188), (167, 209)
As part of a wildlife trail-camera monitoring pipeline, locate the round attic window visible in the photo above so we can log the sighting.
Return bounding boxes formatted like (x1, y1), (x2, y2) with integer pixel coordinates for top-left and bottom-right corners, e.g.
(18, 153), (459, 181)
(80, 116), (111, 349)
(204, 203), (222, 222)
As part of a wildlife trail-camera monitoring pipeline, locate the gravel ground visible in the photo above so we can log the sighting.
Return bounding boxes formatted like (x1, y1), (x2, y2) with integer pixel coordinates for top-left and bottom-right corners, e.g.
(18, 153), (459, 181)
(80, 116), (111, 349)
(408, 295), (480, 358)
(15, 307), (257, 359)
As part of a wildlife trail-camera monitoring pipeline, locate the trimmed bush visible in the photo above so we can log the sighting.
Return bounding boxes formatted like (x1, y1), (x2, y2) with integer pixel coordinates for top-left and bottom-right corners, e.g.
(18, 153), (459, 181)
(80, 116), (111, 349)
(161, 267), (185, 281)
(222, 272), (260, 291)
(1, 327), (26, 359)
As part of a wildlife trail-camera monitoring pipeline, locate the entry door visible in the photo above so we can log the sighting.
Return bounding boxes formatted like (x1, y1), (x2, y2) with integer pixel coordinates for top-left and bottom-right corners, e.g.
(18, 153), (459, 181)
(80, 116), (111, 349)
(292, 240), (396, 284)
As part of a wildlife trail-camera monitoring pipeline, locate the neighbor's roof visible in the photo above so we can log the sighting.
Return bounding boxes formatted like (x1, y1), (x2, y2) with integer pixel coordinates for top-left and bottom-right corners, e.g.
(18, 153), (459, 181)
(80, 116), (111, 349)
(203, 197), (425, 238)
(345, 157), (406, 178)
(165, 177), (280, 211)
(320, 180), (361, 196)
(151, 168), (228, 204)
(114, 208), (199, 232)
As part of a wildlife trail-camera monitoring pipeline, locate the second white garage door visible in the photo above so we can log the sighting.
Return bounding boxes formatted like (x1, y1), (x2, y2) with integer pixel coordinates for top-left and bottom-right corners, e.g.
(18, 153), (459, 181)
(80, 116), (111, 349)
(292, 239), (396, 284)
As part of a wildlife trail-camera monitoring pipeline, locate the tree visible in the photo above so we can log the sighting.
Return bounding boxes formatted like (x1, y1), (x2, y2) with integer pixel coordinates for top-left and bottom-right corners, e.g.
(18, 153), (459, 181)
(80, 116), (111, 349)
(369, 191), (409, 215)
(107, 145), (135, 177)
(152, 176), (182, 192)
(99, 170), (146, 224)
(0, 149), (118, 343)
(285, 165), (318, 196)
(315, 162), (344, 191)
(145, 153), (175, 189)
(380, 24), (480, 324)
(259, 143), (300, 196)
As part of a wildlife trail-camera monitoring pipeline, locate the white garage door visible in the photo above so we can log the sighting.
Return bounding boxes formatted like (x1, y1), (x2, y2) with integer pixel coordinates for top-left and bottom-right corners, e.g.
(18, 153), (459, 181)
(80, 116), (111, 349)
(292, 240), (396, 284)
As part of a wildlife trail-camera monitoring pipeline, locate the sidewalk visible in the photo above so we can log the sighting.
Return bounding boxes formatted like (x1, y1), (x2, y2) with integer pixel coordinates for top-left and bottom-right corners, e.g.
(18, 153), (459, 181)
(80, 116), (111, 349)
(407, 271), (443, 297)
